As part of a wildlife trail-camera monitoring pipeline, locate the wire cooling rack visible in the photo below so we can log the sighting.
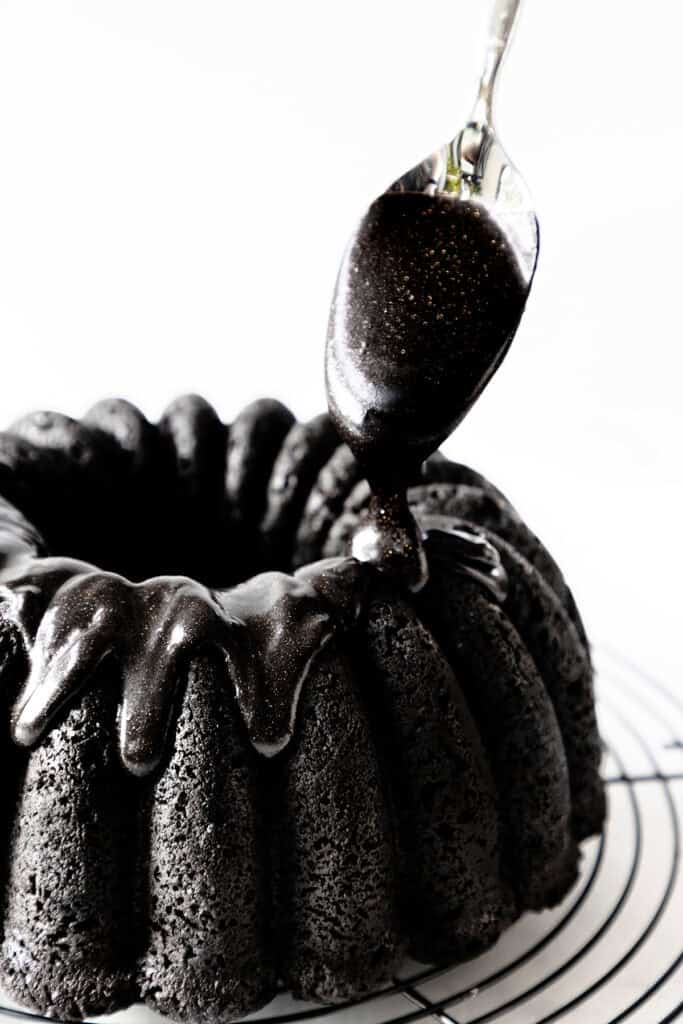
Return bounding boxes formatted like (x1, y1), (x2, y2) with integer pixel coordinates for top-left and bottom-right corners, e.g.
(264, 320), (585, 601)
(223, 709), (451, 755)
(0, 646), (681, 1024)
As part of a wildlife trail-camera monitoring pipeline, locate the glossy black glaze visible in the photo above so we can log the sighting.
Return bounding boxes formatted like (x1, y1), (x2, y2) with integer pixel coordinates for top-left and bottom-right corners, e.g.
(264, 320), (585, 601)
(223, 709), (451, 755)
(351, 491), (428, 592)
(0, 397), (514, 772)
(326, 191), (527, 590)
(1, 541), (370, 774)
(326, 192), (527, 476)
(419, 513), (508, 603)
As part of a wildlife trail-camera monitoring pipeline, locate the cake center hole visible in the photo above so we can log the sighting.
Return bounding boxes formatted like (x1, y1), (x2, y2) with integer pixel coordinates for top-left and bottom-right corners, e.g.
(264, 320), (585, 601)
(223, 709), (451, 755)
(22, 491), (280, 589)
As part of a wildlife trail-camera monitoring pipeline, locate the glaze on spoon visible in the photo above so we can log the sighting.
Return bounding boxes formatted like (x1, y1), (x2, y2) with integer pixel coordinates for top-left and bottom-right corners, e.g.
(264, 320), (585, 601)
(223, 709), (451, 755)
(327, 192), (526, 473)
(326, 0), (536, 591)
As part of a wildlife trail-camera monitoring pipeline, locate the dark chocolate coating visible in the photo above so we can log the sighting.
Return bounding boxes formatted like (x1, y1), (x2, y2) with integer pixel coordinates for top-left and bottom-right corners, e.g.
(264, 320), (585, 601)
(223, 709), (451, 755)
(350, 490), (428, 592)
(418, 515), (508, 603)
(325, 193), (528, 593)
(4, 553), (370, 772)
(0, 396), (604, 1024)
(326, 193), (527, 483)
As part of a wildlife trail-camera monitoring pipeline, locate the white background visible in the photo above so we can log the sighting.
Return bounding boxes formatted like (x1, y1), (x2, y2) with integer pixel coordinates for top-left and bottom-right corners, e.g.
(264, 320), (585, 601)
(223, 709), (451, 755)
(0, 0), (681, 682)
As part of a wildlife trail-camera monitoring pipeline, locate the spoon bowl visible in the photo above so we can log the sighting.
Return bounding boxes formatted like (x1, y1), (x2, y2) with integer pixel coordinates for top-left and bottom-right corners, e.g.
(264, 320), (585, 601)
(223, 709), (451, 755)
(390, 0), (538, 287)
(325, 0), (538, 590)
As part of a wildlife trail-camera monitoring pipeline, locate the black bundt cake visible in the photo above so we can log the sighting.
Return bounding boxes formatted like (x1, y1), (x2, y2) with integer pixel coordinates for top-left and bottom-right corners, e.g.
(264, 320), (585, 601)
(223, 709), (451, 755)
(0, 395), (604, 1023)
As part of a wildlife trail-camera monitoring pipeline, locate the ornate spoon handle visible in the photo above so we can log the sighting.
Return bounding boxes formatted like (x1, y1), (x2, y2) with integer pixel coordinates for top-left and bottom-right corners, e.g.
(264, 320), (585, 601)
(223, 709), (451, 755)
(472, 0), (522, 127)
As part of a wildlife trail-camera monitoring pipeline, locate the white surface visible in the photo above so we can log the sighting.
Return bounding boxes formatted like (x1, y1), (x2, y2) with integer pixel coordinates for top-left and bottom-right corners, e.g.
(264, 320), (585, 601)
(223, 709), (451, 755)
(0, 0), (681, 681)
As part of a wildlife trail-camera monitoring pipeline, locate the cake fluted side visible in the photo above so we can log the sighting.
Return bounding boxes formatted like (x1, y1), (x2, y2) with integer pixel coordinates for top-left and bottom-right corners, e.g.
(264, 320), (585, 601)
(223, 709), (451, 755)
(0, 395), (604, 1024)
(354, 587), (517, 963)
(272, 640), (403, 1003)
(1, 666), (138, 1019)
(138, 653), (276, 1023)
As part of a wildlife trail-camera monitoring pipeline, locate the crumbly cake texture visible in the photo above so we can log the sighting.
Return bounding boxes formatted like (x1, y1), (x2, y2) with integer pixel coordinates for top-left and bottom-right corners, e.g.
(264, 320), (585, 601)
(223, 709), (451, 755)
(0, 395), (604, 1023)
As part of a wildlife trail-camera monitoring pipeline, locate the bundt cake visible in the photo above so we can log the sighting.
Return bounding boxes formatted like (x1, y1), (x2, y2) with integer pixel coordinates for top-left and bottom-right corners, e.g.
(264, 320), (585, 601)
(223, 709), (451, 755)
(0, 395), (604, 1023)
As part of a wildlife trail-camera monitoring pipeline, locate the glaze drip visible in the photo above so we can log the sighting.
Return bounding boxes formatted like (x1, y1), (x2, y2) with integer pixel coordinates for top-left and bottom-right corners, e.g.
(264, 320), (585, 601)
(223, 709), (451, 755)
(227, 557), (370, 756)
(351, 491), (428, 592)
(418, 513), (508, 603)
(0, 531), (370, 772)
(0, 397), (512, 772)
(326, 191), (527, 592)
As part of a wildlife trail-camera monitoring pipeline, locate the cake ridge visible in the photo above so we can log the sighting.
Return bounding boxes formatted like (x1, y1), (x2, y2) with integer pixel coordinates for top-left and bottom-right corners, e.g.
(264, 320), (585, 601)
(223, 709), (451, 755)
(0, 395), (605, 1023)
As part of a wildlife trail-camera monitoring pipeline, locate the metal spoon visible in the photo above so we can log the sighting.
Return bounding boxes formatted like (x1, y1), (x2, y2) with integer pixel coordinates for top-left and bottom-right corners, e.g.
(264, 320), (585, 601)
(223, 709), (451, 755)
(326, 0), (538, 474)
(325, 0), (538, 591)
(390, 0), (538, 286)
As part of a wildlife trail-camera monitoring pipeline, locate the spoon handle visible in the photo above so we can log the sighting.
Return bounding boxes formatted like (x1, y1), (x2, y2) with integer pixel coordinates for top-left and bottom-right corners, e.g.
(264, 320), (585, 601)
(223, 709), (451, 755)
(472, 0), (522, 127)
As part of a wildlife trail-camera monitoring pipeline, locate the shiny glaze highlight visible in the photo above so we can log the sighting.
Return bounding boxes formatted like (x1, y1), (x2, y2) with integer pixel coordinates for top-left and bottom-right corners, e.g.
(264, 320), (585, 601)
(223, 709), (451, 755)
(1, 535), (370, 774)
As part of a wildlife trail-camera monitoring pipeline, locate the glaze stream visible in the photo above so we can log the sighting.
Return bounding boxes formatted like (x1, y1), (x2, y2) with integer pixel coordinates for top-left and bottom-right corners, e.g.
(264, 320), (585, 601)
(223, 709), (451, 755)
(326, 190), (528, 592)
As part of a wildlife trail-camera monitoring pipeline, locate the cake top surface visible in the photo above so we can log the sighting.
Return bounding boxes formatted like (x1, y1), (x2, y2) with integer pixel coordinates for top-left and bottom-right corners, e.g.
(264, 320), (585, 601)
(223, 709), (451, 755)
(0, 408), (508, 775)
